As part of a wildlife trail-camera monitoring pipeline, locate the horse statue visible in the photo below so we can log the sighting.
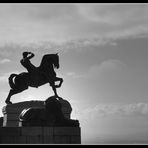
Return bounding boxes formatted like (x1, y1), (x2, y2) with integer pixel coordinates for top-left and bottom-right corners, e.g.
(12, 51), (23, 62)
(5, 53), (63, 104)
(19, 96), (79, 127)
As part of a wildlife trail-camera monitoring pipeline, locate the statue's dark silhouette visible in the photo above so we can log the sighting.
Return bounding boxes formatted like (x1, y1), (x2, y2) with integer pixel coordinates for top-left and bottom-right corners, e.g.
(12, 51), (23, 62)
(20, 52), (36, 74)
(5, 52), (63, 104)
(19, 96), (79, 127)
(0, 117), (3, 127)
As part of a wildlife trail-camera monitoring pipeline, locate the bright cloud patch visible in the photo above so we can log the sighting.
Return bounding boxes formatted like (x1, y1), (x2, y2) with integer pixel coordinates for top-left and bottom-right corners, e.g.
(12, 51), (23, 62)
(82, 103), (148, 119)
(0, 59), (11, 64)
(0, 4), (148, 46)
(67, 59), (127, 79)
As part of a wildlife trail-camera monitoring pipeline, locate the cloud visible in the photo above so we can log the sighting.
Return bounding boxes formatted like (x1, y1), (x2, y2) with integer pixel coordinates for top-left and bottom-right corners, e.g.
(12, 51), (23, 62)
(0, 37), (117, 59)
(73, 4), (148, 41)
(66, 59), (127, 79)
(0, 59), (11, 64)
(0, 73), (9, 82)
(77, 4), (148, 25)
(79, 102), (148, 144)
(91, 59), (126, 74)
(0, 4), (148, 47)
(0, 3), (148, 61)
(0, 4), (78, 21)
(81, 103), (148, 119)
(0, 71), (21, 82)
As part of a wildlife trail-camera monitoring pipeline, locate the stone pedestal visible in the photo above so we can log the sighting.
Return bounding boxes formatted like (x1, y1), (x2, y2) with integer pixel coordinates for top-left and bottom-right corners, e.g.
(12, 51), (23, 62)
(2, 99), (72, 127)
(60, 99), (72, 119)
(2, 101), (44, 127)
(0, 98), (81, 144)
(0, 127), (81, 144)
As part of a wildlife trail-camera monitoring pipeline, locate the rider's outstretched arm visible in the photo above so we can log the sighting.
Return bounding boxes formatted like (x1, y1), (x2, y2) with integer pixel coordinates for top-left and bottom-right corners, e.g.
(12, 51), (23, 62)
(27, 52), (35, 59)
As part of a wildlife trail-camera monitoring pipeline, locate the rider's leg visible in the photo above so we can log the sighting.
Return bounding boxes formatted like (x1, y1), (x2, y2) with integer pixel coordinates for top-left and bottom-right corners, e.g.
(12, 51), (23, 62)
(50, 81), (59, 97)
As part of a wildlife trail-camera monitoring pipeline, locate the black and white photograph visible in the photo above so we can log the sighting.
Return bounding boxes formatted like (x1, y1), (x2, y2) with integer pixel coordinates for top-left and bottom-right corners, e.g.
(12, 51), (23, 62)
(0, 3), (148, 145)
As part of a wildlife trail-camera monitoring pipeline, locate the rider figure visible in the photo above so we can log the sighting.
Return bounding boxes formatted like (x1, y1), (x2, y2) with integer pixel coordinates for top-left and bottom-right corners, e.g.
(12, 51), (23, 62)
(20, 52), (56, 88)
(20, 52), (39, 87)
(20, 51), (36, 73)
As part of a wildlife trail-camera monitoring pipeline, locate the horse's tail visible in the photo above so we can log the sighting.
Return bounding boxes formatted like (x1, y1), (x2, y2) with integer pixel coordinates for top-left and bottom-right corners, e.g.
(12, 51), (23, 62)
(8, 73), (17, 89)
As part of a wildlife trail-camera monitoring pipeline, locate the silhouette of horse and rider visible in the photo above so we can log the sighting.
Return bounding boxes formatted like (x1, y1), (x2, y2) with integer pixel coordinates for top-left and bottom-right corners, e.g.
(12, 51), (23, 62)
(5, 51), (63, 105)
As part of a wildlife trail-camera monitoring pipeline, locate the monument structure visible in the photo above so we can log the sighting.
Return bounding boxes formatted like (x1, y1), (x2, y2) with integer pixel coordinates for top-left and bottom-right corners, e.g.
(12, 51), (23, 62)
(0, 52), (81, 144)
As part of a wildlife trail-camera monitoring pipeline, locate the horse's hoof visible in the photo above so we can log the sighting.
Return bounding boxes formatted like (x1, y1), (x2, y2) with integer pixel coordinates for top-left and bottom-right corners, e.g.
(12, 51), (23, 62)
(5, 100), (12, 105)
(54, 95), (63, 100)
(54, 95), (59, 99)
(57, 96), (63, 100)
(55, 85), (60, 88)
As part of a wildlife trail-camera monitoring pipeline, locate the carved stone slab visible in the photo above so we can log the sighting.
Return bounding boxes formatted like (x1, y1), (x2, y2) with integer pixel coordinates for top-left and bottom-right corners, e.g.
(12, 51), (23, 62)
(2, 99), (73, 127)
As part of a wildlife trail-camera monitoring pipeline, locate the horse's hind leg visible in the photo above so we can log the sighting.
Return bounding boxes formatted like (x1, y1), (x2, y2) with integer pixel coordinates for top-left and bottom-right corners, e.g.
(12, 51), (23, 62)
(5, 88), (25, 105)
(5, 89), (16, 104)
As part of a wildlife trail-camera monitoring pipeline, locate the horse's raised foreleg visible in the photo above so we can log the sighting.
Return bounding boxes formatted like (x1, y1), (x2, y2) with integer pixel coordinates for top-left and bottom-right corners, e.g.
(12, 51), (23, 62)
(54, 77), (63, 88)
(49, 81), (60, 98)
(49, 77), (63, 99)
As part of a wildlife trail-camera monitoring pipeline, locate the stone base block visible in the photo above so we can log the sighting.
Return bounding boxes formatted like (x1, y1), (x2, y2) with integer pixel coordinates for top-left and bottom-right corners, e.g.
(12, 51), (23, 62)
(0, 127), (81, 144)
(2, 99), (72, 127)
(2, 101), (44, 127)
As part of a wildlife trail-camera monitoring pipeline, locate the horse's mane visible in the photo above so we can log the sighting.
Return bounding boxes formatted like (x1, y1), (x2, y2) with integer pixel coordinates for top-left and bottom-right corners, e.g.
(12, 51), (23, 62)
(39, 54), (59, 69)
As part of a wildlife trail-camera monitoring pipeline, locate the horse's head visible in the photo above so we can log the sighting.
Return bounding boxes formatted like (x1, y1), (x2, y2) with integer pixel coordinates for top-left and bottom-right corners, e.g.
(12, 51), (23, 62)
(52, 53), (59, 69)
(40, 53), (60, 70)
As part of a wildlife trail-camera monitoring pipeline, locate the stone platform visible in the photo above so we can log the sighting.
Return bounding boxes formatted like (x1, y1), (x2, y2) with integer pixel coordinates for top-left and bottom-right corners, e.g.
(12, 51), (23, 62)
(2, 99), (72, 127)
(2, 101), (44, 127)
(0, 98), (81, 144)
(0, 126), (81, 144)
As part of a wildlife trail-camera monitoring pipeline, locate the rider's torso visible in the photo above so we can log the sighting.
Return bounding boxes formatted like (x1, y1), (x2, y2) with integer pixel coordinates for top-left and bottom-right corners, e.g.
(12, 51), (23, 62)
(20, 58), (36, 73)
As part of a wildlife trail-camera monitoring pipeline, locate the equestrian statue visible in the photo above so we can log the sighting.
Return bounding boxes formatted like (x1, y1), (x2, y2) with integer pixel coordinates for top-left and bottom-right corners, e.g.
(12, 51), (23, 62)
(5, 51), (63, 104)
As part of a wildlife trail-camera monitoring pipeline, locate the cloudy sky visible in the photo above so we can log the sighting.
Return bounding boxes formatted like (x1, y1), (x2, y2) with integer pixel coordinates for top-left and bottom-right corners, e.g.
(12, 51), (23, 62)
(1, 3), (148, 144)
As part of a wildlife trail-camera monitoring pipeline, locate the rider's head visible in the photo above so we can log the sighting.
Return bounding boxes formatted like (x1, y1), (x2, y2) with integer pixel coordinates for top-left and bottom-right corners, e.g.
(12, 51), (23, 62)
(22, 52), (28, 58)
